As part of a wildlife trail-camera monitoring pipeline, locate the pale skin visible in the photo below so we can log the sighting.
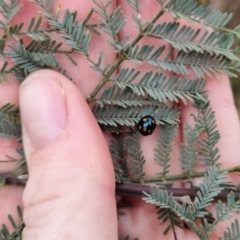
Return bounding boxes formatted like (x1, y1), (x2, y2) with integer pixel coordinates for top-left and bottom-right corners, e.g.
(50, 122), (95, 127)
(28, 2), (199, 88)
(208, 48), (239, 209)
(0, 0), (240, 239)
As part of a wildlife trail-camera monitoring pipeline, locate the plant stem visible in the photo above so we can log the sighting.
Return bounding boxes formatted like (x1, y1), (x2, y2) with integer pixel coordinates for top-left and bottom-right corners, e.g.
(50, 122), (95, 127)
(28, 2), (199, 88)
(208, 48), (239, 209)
(116, 183), (240, 201)
(130, 9), (164, 48)
(87, 57), (124, 103)
(131, 165), (240, 183)
(0, 175), (26, 187)
(87, 8), (165, 103)
(83, 9), (94, 26)
(1, 174), (240, 202)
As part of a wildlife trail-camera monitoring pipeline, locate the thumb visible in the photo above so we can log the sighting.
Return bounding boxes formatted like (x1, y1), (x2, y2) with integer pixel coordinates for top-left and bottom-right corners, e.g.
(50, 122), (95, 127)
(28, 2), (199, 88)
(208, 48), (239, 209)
(19, 70), (117, 240)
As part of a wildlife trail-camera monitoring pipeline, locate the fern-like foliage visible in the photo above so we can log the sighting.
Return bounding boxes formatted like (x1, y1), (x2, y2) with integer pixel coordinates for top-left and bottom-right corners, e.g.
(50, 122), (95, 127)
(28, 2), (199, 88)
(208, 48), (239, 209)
(157, 207), (183, 236)
(33, 1), (91, 54)
(0, 119), (21, 141)
(114, 68), (206, 104)
(179, 122), (204, 175)
(5, 14), (57, 41)
(24, 16), (53, 41)
(12, 148), (27, 177)
(147, 22), (239, 61)
(200, 192), (240, 236)
(7, 39), (73, 81)
(93, 0), (126, 51)
(32, 0), (54, 11)
(111, 132), (146, 181)
(215, 192), (240, 223)
(196, 101), (221, 166)
(193, 165), (228, 218)
(50, 10), (91, 53)
(0, 62), (13, 83)
(174, 50), (239, 78)
(123, 132), (146, 180)
(127, 44), (240, 78)
(154, 124), (177, 182)
(164, 0), (232, 29)
(0, 103), (21, 142)
(8, 42), (59, 72)
(0, 103), (19, 122)
(143, 187), (208, 240)
(0, 0), (23, 28)
(0, 206), (24, 240)
(126, 0), (150, 30)
(143, 183), (240, 240)
(218, 219), (240, 240)
(92, 105), (180, 127)
(110, 137), (129, 183)
(143, 187), (192, 220)
(26, 39), (62, 54)
(126, 0), (140, 12)
(89, 51), (112, 76)
(96, 85), (154, 108)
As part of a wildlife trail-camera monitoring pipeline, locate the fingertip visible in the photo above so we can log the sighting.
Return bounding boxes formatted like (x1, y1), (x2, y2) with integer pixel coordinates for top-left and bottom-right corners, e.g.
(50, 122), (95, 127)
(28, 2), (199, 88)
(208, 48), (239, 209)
(21, 69), (115, 184)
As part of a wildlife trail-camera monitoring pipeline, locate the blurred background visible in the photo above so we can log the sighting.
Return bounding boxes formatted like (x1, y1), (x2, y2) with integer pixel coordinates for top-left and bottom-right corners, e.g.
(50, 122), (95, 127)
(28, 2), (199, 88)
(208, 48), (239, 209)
(198, 0), (240, 115)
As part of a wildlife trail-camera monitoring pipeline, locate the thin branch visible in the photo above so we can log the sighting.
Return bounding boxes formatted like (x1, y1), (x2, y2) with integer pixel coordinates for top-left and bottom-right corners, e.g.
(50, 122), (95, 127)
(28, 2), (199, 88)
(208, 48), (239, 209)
(130, 165), (240, 183)
(87, 8), (165, 102)
(1, 174), (240, 202)
(116, 183), (240, 202)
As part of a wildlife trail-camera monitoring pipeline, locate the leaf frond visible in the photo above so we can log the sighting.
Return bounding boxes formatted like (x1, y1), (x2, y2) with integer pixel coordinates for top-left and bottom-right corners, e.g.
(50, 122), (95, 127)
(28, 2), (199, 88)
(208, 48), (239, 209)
(24, 16), (53, 41)
(174, 50), (238, 78)
(123, 131), (146, 180)
(126, 0), (149, 29)
(0, 118), (21, 141)
(93, 0), (126, 50)
(165, 0), (232, 29)
(194, 165), (228, 217)
(127, 45), (238, 78)
(8, 42), (59, 73)
(114, 68), (206, 104)
(0, 206), (24, 240)
(12, 147), (27, 177)
(26, 39), (63, 53)
(0, 0), (23, 28)
(97, 85), (156, 108)
(143, 187), (209, 239)
(0, 62), (13, 83)
(92, 105), (180, 127)
(31, 0), (54, 12)
(179, 121), (204, 174)
(196, 101), (221, 166)
(215, 192), (240, 223)
(110, 138), (129, 183)
(147, 22), (238, 61)
(127, 44), (165, 64)
(143, 187), (189, 218)
(7, 22), (23, 39)
(218, 219), (240, 240)
(154, 124), (177, 178)
(0, 103), (19, 122)
(89, 52), (111, 75)
(157, 208), (183, 235)
(35, 4), (91, 54)
(7, 41), (72, 81)
(126, 0), (140, 12)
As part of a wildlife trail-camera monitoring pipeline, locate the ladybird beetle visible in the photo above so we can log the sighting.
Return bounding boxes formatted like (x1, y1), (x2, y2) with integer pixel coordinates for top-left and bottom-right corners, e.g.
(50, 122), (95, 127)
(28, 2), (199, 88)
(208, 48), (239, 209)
(137, 115), (156, 136)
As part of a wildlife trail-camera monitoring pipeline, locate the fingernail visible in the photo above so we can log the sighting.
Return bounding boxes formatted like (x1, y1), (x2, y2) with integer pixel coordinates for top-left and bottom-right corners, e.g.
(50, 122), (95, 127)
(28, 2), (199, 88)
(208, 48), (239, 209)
(20, 75), (67, 150)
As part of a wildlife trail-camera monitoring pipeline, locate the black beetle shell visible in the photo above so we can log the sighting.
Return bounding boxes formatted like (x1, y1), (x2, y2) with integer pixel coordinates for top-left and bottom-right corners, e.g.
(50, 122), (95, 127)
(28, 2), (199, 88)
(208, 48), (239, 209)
(137, 115), (156, 136)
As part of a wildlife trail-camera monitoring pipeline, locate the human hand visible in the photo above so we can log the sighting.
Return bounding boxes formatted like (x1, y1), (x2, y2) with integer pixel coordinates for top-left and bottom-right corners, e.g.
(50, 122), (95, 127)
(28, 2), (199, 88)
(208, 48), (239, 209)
(0, 1), (240, 240)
